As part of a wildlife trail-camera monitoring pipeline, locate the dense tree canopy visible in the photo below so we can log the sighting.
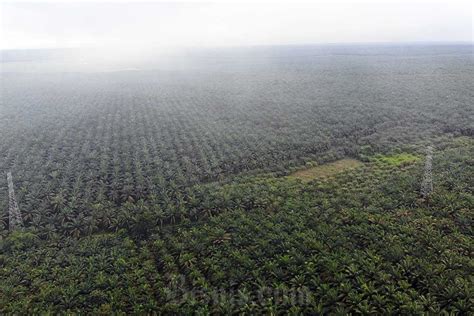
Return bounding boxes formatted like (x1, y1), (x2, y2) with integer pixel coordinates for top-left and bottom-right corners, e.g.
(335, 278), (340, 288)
(0, 45), (472, 313)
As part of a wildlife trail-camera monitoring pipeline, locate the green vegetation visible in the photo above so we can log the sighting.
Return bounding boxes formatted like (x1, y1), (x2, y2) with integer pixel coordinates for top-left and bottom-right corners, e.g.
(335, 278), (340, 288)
(0, 46), (473, 313)
(1, 232), (160, 314)
(373, 153), (420, 166)
(1, 46), (473, 235)
(288, 159), (363, 181)
(1, 138), (472, 314)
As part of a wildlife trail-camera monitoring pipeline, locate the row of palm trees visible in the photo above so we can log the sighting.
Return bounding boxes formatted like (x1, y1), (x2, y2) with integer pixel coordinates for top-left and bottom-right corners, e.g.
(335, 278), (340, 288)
(2, 61), (464, 236)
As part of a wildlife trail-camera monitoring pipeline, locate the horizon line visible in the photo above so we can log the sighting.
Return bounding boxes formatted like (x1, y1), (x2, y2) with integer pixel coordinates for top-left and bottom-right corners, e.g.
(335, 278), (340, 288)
(1, 40), (473, 51)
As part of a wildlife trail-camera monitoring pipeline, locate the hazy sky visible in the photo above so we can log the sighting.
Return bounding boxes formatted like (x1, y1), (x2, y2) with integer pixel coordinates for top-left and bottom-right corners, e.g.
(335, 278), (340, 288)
(1, 0), (472, 50)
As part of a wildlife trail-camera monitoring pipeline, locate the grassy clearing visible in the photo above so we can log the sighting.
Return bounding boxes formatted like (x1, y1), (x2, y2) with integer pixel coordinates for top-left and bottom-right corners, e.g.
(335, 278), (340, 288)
(374, 153), (419, 166)
(288, 158), (363, 182)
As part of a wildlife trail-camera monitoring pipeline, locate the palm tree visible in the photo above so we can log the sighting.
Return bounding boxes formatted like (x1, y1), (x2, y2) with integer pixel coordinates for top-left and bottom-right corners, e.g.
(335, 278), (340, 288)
(84, 216), (98, 235)
(66, 216), (84, 238)
(149, 204), (165, 227)
(42, 223), (58, 240)
(49, 193), (66, 211)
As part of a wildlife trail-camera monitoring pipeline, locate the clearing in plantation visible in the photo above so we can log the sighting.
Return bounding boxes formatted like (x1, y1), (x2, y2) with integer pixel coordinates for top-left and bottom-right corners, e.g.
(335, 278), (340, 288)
(288, 158), (363, 182)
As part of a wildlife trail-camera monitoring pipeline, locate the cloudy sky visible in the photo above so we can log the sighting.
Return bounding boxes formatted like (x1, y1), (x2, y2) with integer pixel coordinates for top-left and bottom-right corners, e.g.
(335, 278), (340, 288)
(1, 0), (472, 50)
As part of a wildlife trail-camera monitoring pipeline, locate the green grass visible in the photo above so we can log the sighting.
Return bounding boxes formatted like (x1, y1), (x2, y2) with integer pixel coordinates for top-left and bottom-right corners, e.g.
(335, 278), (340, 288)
(374, 153), (419, 166)
(287, 158), (363, 182)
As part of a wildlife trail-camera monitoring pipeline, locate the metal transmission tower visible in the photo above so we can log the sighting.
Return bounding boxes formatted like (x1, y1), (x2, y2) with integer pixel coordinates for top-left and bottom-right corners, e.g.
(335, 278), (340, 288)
(420, 146), (433, 199)
(7, 172), (23, 230)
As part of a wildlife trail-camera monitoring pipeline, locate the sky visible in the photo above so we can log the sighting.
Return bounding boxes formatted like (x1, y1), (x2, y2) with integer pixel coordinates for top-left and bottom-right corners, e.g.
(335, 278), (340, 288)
(1, 0), (472, 50)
